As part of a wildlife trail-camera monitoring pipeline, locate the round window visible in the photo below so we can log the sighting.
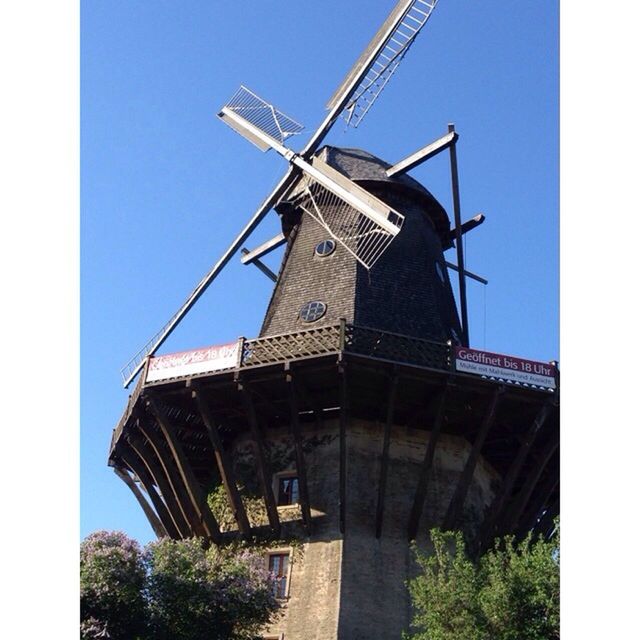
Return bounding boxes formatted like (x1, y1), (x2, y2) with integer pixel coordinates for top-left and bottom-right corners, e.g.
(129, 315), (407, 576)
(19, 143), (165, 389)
(299, 300), (327, 323)
(435, 261), (446, 283)
(315, 239), (336, 257)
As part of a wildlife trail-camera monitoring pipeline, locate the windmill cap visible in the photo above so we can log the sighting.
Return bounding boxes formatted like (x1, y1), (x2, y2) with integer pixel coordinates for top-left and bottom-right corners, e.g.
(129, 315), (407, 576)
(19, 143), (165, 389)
(277, 146), (452, 244)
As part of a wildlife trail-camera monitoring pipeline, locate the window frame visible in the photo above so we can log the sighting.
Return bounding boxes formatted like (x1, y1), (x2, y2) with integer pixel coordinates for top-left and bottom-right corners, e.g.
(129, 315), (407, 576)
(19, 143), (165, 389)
(299, 300), (327, 323)
(275, 472), (300, 507)
(266, 548), (293, 600)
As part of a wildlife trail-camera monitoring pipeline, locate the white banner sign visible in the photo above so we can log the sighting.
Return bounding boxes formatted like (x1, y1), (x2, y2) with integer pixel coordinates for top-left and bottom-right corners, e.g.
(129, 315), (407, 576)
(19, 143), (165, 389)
(146, 341), (239, 383)
(455, 347), (556, 389)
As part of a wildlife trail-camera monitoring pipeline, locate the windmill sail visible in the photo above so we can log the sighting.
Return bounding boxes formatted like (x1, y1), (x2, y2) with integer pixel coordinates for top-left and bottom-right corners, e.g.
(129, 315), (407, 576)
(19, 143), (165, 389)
(218, 86), (304, 151)
(326, 0), (439, 128)
(297, 174), (403, 269)
(120, 2), (440, 387)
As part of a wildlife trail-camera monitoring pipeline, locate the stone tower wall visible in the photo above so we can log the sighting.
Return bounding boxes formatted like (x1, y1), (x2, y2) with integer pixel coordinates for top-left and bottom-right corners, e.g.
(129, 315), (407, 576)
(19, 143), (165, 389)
(231, 418), (499, 640)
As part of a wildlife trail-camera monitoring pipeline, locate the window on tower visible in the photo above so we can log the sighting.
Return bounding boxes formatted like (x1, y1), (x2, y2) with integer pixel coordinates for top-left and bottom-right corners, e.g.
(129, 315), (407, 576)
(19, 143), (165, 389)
(268, 552), (290, 599)
(277, 475), (299, 506)
(299, 300), (327, 322)
(314, 238), (336, 257)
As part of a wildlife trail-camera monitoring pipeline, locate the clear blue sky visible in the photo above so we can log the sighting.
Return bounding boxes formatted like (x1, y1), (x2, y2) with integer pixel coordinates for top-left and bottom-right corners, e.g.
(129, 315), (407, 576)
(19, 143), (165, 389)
(81, 1), (559, 544)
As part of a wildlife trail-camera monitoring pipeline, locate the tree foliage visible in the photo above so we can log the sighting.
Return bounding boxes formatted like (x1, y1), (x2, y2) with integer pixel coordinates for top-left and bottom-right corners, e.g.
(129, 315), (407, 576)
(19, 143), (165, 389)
(80, 531), (147, 640)
(406, 525), (559, 640)
(80, 531), (279, 640)
(146, 538), (278, 640)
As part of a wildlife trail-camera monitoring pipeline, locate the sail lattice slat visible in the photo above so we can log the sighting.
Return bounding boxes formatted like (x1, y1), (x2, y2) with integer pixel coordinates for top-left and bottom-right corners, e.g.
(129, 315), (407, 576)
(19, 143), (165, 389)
(297, 174), (404, 269)
(223, 86), (304, 144)
(343, 0), (438, 128)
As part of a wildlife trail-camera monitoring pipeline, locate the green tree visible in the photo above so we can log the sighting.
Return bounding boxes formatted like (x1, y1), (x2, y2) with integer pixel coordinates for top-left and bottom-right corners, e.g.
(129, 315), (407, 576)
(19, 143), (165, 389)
(146, 538), (278, 640)
(80, 531), (147, 640)
(80, 532), (279, 640)
(406, 525), (559, 640)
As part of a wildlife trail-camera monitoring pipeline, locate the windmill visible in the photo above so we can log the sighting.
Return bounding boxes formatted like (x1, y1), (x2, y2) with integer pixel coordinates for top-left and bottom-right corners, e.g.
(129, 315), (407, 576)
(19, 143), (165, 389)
(120, 0), (484, 388)
(108, 4), (559, 637)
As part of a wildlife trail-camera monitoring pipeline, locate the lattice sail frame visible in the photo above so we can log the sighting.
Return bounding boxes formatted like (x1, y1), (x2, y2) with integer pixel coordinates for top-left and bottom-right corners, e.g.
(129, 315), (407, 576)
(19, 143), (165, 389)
(340, 0), (439, 128)
(221, 86), (304, 149)
(297, 173), (404, 269)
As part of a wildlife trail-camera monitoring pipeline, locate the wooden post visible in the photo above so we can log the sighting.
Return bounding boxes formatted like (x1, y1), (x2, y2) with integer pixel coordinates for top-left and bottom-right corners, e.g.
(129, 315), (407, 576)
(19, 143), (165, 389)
(192, 385), (251, 536)
(498, 432), (559, 535)
(118, 447), (179, 538)
(407, 384), (449, 540)
(375, 374), (399, 538)
(442, 385), (504, 530)
(532, 496), (559, 541)
(236, 336), (245, 369)
(286, 373), (313, 534)
(145, 397), (221, 542)
(448, 123), (469, 346)
(125, 434), (189, 538)
(114, 465), (168, 539)
(339, 363), (348, 534)
(515, 471), (559, 540)
(238, 381), (281, 536)
(477, 399), (555, 550)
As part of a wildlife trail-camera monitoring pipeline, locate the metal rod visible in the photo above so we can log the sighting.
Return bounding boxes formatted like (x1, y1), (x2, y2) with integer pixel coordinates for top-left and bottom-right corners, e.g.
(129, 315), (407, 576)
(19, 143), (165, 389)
(448, 123), (469, 346)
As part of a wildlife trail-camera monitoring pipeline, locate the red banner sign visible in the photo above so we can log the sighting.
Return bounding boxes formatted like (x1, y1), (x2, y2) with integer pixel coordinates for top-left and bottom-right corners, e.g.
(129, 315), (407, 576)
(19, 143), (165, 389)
(146, 341), (239, 383)
(455, 346), (556, 389)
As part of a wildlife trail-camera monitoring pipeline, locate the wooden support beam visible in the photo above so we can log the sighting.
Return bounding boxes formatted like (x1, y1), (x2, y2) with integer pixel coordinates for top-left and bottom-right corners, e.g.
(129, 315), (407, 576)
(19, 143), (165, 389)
(117, 452), (179, 539)
(375, 374), (399, 538)
(339, 363), (348, 535)
(144, 397), (221, 542)
(114, 464), (168, 539)
(191, 386), (251, 536)
(477, 399), (555, 550)
(442, 385), (505, 531)
(386, 130), (458, 177)
(285, 367), (324, 430)
(498, 431), (560, 535)
(128, 428), (196, 538)
(447, 214), (485, 244)
(445, 261), (488, 285)
(240, 232), (286, 264)
(407, 384), (449, 540)
(515, 467), (559, 540)
(448, 123), (469, 346)
(238, 382), (281, 536)
(286, 374), (313, 534)
(241, 248), (277, 282)
(532, 496), (559, 541)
